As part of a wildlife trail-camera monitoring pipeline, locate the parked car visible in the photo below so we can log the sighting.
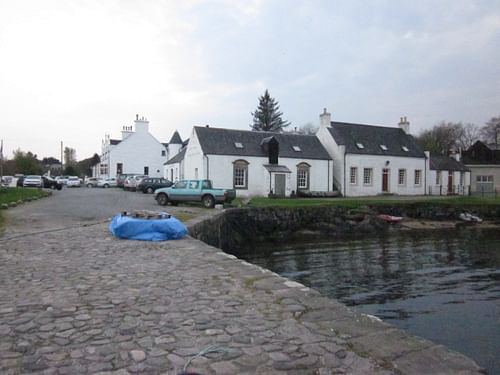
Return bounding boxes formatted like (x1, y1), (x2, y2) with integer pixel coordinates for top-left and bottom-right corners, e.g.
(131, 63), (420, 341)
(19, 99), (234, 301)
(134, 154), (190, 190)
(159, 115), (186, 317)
(85, 177), (102, 188)
(154, 179), (236, 208)
(97, 177), (117, 188)
(1, 176), (13, 187)
(56, 176), (69, 185)
(117, 173), (135, 188)
(16, 176), (25, 187)
(137, 177), (173, 194)
(124, 175), (147, 192)
(23, 175), (43, 188)
(42, 176), (63, 190)
(66, 176), (81, 187)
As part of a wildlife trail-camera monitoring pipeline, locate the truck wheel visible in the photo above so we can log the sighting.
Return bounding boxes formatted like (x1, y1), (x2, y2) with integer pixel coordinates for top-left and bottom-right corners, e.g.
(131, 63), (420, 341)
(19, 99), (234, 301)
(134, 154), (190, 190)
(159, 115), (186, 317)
(146, 187), (154, 194)
(157, 193), (168, 206)
(202, 195), (215, 208)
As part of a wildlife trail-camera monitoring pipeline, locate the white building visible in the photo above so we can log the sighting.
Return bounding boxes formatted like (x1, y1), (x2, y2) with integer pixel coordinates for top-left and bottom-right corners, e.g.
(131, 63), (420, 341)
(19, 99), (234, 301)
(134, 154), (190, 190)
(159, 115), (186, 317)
(164, 132), (186, 182)
(317, 109), (428, 197)
(182, 126), (333, 197)
(96, 115), (170, 178)
(428, 155), (471, 195)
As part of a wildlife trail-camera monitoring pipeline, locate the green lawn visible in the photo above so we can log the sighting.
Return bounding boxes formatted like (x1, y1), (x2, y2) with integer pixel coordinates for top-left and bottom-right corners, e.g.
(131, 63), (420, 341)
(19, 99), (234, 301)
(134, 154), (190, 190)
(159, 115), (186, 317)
(0, 187), (47, 205)
(230, 195), (500, 209)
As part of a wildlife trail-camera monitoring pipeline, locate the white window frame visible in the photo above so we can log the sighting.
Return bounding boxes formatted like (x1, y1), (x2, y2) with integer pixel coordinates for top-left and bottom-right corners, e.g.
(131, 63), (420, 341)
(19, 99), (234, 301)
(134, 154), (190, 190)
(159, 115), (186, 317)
(398, 169), (406, 186)
(350, 167), (358, 185)
(363, 168), (373, 185)
(233, 160), (249, 189)
(414, 169), (422, 186)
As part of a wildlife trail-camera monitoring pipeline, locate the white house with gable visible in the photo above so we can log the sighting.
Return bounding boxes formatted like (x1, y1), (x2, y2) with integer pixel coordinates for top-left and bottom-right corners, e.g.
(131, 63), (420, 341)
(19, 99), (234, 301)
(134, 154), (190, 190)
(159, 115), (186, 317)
(96, 115), (169, 178)
(317, 109), (428, 197)
(182, 126), (333, 197)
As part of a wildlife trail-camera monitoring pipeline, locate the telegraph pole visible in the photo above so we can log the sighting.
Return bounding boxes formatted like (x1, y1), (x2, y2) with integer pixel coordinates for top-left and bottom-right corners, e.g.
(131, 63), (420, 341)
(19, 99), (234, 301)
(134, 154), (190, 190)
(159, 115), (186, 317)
(60, 141), (63, 174)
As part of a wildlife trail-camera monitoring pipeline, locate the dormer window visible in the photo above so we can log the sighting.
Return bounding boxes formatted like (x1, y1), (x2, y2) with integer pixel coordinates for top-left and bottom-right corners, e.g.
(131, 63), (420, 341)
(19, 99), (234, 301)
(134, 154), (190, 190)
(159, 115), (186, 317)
(402, 146), (409, 152)
(380, 145), (388, 151)
(234, 142), (244, 149)
(356, 142), (365, 149)
(292, 146), (301, 152)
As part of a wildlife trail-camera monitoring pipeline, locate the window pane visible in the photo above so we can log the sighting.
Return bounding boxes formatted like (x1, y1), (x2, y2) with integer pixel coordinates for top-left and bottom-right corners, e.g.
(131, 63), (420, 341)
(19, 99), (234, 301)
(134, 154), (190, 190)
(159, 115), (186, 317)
(363, 168), (372, 184)
(350, 167), (357, 184)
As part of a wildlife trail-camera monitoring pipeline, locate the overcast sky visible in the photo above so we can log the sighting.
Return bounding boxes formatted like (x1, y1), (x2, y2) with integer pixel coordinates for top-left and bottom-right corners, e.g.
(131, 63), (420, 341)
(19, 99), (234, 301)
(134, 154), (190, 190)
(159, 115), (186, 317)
(1, 0), (499, 160)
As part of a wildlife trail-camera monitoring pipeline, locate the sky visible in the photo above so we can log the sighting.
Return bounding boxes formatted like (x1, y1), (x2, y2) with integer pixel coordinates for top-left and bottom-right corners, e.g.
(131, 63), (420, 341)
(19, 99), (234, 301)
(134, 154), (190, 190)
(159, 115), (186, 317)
(1, 0), (499, 161)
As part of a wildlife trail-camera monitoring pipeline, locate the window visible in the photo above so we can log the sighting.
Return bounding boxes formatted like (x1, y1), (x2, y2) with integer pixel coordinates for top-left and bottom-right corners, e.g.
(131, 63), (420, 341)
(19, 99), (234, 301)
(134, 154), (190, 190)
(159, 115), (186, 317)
(363, 168), (372, 185)
(234, 142), (244, 149)
(296, 163), (310, 190)
(116, 163), (123, 175)
(189, 181), (199, 189)
(100, 164), (108, 175)
(233, 160), (249, 189)
(402, 146), (409, 152)
(380, 145), (388, 151)
(144, 166), (149, 175)
(293, 146), (301, 152)
(414, 170), (422, 185)
(436, 171), (441, 185)
(356, 142), (365, 149)
(476, 175), (493, 183)
(194, 168), (198, 179)
(398, 169), (406, 186)
(161, 150), (166, 156)
(350, 167), (358, 184)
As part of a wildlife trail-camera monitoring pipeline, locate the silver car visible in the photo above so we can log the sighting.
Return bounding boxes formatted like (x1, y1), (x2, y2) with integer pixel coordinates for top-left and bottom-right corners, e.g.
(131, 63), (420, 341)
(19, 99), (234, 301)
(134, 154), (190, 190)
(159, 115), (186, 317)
(23, 175), (43, 188)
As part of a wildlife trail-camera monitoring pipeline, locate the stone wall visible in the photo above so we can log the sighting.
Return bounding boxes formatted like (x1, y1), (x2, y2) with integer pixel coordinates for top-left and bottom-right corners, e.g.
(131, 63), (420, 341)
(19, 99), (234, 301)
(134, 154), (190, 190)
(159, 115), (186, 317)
(188, 203), (500, 253)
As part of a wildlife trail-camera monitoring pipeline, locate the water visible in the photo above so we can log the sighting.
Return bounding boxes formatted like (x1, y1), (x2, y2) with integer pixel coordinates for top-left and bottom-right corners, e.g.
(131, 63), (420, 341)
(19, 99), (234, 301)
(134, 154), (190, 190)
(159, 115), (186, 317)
(232, 229), (500, 374)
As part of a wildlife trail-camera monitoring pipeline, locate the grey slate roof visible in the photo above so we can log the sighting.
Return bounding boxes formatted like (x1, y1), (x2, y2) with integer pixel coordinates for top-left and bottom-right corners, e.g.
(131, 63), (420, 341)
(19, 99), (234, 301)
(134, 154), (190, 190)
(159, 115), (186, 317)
(430, 156), (469, 171)
(169, 131), (183, 144)
(110, 139), (121, 145)
(194, 126), (331, 160)
(327, 122), (425, 158)
(164, 147), (186, 165)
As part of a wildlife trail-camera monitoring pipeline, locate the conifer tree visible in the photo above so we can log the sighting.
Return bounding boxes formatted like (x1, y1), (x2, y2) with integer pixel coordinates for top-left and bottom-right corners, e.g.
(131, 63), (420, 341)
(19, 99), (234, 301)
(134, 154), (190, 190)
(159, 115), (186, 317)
(250, 89), (290, 132)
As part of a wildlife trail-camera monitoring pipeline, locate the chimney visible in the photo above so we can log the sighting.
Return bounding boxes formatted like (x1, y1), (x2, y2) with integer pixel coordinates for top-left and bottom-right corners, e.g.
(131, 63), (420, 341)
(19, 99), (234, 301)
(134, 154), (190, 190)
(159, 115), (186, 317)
(121, 125), (133, 140)
(320, 108), (331, 129)
(398, 116), (410, 134)
(134, 114), (149, 133)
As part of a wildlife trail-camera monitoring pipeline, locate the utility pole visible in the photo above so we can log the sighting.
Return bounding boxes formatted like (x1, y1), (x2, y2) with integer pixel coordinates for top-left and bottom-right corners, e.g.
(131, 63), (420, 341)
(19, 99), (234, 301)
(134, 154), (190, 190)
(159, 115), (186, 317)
(60, 141), (63, 174)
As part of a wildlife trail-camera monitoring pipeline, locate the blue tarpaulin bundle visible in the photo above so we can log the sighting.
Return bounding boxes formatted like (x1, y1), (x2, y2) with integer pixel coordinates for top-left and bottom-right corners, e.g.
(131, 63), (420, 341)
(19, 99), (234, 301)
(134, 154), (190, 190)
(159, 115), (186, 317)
(109, 214), (187, 241)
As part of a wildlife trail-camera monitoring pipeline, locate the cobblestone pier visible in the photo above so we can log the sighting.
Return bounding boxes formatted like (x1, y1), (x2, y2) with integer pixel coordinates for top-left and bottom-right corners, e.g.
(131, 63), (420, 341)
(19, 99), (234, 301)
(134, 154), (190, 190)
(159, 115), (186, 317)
(0, 223), (486, 374)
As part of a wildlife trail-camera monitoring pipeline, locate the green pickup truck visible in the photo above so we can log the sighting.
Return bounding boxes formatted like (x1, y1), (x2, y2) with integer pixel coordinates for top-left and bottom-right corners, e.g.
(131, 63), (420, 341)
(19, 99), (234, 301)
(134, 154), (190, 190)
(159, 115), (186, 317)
(154, 179), (236, 208)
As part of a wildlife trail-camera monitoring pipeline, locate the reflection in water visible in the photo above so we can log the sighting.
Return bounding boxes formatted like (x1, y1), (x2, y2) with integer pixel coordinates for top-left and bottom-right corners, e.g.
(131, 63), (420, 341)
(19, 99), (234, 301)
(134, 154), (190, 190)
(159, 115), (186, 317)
(232, 229), (500, 374)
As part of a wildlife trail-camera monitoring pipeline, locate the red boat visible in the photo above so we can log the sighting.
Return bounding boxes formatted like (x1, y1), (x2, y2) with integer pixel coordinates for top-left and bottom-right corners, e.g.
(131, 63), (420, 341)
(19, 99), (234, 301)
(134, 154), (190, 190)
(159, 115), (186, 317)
(377, 214), (403, 223)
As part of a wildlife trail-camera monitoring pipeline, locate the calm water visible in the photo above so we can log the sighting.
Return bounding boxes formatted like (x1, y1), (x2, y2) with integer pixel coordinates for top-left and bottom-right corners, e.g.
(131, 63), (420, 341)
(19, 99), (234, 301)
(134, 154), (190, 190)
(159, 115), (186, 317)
(232, 229), (500, 374)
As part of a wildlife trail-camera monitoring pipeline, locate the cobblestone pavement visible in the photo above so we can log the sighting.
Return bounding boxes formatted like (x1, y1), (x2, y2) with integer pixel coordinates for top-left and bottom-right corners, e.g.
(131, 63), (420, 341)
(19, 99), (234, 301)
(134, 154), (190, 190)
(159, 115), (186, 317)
(0, 193), (485, 374)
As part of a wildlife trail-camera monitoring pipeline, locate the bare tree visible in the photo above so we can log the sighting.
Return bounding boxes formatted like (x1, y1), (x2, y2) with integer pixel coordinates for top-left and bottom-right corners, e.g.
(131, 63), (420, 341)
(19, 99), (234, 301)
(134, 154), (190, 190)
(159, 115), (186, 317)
(416, 121), (480, 155)
(480, 116), (500, 147)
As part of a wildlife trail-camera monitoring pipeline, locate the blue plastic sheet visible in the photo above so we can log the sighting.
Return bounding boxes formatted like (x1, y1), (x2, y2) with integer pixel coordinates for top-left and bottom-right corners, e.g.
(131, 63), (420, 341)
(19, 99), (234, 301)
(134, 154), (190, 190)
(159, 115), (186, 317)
(109, 214), (187, 241)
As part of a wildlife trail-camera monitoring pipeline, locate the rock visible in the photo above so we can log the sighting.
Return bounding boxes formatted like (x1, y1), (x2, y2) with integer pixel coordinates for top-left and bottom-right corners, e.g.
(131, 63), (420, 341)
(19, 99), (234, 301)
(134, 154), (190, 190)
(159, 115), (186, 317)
(129, 350), (146, 362)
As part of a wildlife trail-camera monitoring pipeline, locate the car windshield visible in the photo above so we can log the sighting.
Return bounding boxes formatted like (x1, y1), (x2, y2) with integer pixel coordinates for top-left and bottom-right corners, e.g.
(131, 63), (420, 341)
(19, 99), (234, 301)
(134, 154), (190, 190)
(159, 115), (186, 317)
(69, 177), (78, 180)
(26, 175), (40, 179)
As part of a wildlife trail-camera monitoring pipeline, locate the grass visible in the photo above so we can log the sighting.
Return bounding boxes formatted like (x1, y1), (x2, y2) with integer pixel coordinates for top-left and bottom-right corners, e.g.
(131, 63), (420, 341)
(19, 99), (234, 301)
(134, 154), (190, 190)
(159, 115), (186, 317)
(0, 187), (47, 205)
(230, 195), (500, 209)
(0, 187), (48, 227)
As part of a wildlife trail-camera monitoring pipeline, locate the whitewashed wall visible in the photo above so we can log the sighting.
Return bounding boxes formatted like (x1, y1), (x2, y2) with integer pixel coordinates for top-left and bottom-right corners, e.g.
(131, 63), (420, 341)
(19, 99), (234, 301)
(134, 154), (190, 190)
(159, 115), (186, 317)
(427, 170), (471, 195)
(203, 154), (331, 197)
(344, 154), (426, 196)
(104, 132), (167, 177)
(164, 161), (183, 182)
(183, 129), (205, 180)
(317, 126), (343, 191)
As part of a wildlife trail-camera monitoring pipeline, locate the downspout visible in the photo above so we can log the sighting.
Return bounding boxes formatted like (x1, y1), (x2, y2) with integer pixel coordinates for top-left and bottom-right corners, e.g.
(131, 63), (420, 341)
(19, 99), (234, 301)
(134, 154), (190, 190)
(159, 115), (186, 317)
(343, 149), (347, 197)
(327, 159), (330, 192)
(204, 154), (210, 179)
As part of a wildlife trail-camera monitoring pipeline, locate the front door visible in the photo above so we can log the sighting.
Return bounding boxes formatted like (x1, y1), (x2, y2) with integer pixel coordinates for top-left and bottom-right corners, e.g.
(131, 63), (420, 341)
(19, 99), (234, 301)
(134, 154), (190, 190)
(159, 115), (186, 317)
(448, 171), (454, 194)
(275, 174), (286, 197)
(382, 169), (390, 193)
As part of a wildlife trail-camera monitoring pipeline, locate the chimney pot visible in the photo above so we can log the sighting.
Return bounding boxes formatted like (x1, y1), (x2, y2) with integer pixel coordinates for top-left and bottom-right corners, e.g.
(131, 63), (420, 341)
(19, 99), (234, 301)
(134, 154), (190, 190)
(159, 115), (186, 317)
(136, 114), (139, 120)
